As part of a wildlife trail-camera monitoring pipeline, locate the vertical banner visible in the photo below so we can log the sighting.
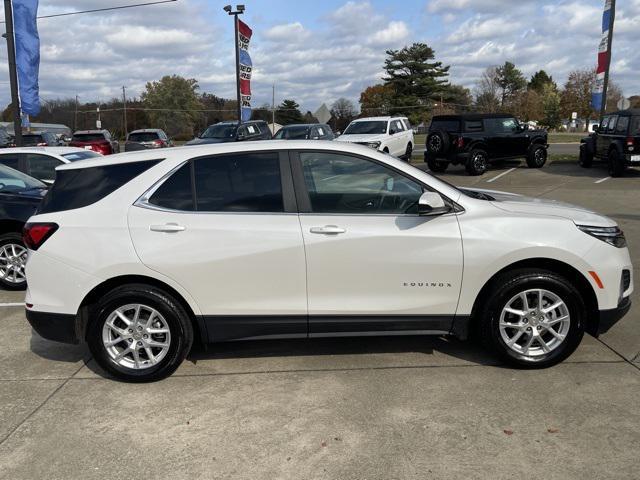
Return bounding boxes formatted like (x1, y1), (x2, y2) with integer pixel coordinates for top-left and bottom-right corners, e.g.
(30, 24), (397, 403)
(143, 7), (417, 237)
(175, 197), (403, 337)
(238, 19), (253, 122)
(591, 0), (612, 111)
(13, 0), (41, 116)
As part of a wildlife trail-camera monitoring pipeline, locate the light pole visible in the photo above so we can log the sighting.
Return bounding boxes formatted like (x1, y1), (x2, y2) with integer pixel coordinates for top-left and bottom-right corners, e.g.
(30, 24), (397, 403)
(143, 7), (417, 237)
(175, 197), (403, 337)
(3, 0), (22, 146)
(223, 4), (245, 124)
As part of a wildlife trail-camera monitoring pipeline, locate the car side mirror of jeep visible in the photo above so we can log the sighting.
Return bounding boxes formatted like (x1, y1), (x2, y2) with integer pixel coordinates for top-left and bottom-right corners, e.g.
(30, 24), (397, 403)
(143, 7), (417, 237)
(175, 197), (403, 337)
(418, 192), (449, 216)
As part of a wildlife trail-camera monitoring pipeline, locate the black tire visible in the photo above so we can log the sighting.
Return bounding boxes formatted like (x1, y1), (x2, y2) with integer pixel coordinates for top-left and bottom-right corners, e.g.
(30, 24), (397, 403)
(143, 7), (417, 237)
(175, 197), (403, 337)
(465, 148), (489, 176)
(0, 232), (27, 290)
(478, 269), (585, 368)
(403, 142), (413, 161)
(526, 144), (547, 168)
(427, 157), (449, 172)
(87, 284), (194, 382)
(426, 130), (450, 155)
(608, 149), (624, 177)
(578, 144), (593, 168)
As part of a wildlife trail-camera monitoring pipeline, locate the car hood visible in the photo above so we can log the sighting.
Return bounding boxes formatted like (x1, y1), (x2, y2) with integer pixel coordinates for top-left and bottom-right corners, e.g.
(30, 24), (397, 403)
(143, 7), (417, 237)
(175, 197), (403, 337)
(184, 137), (233, 145)
(335, 134), (386, 143)
(466, 188), (616, 227)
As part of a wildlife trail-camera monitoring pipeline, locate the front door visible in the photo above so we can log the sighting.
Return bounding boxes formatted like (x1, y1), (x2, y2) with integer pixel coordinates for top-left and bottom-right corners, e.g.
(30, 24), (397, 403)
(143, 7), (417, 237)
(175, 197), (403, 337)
(128, 151), (308, 342)
(292, 150), (463, 335)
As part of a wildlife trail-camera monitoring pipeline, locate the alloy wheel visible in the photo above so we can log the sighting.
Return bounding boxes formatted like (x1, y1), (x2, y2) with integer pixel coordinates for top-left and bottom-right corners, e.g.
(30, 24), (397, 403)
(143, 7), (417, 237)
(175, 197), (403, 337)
(534, 148), (546, 166)
(429, 135), (442, 152)
(498, 289), (570, 358)
(0, 243), (27, 285)
(472, 152), (487, 172)
(102, 303), (172, 370)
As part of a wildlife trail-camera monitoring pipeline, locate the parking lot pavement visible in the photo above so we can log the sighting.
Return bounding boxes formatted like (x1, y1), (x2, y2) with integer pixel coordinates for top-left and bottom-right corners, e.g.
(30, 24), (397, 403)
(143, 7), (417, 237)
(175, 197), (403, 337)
(1, 162), (639, 479)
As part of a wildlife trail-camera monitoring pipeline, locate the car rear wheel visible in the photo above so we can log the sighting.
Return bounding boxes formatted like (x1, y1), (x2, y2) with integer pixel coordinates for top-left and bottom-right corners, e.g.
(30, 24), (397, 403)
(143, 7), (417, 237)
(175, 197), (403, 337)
(465, 149), (489, 175)
(478, 269), (585, 368)
(0, 233), (27, 290)
(526, 145), (547, 168)
(426, 157), (449, 173)
(608, 149), (624, 177)
(403, 142), (413, 161)
(578, 144), (593, 168)
(87, 284), (193, 382)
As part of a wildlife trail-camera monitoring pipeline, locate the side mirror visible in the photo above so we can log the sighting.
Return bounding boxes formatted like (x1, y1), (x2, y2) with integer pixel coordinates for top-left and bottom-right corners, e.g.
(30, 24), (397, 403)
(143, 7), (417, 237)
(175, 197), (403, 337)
(593, 124), (599, 132)
(237, 132), (246, 140)
(389, 128), (397, 135)
(520, 124), (529, 132)
(418, 192), (449, 216)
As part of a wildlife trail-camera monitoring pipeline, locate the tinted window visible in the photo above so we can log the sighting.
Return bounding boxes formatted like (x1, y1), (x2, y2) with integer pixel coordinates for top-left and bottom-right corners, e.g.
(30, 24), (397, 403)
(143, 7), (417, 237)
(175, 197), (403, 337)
(22, 134), (44, 146)
(300, 152), (423, 214)
(201, 124), (237, 139)
(0, 153), (21, 169)
(194, 153), (283, 212)
(0, 163), (45, 193)
(128, 132), (160, 142)
(430, 120), (460, 132)
(275, 126), (310, 139)
(73, 133), (106, 142)
(631, 116), (640, 135)
(607, 116), (618, 133)
(39, 160), (159, 214)
(600, 116), (610, 132)
(615, 116), (629, 134)
(26, 154), (61, 181)
(392, 120), (405, 132)
(485, 117), (518, 133)
(148, 163), (194, 211)
(344, 121), (387, 135)
(464, 120), (483, 132)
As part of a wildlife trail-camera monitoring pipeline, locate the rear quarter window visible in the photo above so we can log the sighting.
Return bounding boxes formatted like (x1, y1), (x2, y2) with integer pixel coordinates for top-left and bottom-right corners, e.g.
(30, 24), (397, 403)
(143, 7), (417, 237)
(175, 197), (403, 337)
(464, 121), (483, 132)
(38, 160), (159, 214)
(430, 120), (460, 132)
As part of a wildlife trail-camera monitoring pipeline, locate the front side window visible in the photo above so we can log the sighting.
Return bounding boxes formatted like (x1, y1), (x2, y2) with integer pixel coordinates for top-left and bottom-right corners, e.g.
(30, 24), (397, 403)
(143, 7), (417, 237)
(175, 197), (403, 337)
(615, 116), (629, 134)
(607, 116), (618, 133)
(26, 153), (61, 180)
(0, 163), (45, 193)
(486, 118), (518, 133)
(300, 152), (423, 214)
(393, 120), (405, 132)
(599, 116), (610, 132)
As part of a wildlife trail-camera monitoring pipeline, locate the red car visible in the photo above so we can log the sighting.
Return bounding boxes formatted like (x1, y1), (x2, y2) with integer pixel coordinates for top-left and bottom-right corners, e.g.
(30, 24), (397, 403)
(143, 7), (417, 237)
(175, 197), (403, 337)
(69, 130), (120, 155)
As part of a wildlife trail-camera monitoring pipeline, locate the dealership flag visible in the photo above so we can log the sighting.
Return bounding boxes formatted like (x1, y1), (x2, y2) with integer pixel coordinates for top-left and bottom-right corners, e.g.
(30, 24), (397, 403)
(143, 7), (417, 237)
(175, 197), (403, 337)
(238, 19), (253, 122)
(13, 0), (41, 116)
(591, 0), (613, 111)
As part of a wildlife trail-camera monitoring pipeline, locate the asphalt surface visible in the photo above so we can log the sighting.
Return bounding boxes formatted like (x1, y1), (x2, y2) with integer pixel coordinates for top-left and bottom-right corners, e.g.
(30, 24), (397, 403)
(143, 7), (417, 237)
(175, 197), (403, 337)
(414, 142), (579, 157)
(1, 157), (639, 479)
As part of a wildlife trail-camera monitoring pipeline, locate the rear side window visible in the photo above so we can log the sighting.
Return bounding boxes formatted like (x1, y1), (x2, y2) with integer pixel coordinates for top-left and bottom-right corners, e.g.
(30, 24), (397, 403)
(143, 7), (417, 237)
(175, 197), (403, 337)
(464, 121), (483, 132)
(631, 117), (640, 135)
(615, 116), (628, 134)
(0, 153), (21, 169)
(430, 120), (460, 132)
(26, 154), (60, 181)
(38, 160), (159, 214)
(148, 163), (194, 211)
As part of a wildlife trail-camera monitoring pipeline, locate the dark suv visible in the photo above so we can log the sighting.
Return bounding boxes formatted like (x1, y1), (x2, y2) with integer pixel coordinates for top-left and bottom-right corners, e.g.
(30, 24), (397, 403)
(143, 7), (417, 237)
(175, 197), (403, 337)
(186, 120), (272, 145)
(579, 109), (640, 177)
(425, 114), (549, 175)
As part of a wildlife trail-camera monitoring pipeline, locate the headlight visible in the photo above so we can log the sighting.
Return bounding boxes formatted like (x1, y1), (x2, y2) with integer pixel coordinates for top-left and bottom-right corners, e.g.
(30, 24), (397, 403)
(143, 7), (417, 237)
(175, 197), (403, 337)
(365, 141), (381, 149)
(577, 225), (627, 248)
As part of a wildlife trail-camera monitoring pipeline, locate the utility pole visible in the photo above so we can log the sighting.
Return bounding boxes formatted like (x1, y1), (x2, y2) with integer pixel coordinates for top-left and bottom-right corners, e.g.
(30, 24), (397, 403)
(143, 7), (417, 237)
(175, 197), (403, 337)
(74, 95), (79, 132)
(223, 4), (245, 124)
(3, 0), (22, 146)
(122, 86), (127, 138)
(599, 0), (616, 119)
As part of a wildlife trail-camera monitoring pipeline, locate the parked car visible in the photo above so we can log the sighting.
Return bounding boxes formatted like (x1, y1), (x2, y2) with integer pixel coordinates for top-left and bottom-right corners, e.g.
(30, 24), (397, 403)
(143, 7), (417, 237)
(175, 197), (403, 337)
(0, 126), (12, 148)
(185, 120), (271, 145)
(124, 129), (173, 152)
(69, 130), (120, 155)
(579, 109), (640, 177)
(0, 164), (47, 289)
(0, 147), (101, 184)
(425, 114), (549, 175)
(336, 116), (414, 161)
(24, 141), (632, 381)
(273, 123), (334, 140)
(21, 132), (62, 147)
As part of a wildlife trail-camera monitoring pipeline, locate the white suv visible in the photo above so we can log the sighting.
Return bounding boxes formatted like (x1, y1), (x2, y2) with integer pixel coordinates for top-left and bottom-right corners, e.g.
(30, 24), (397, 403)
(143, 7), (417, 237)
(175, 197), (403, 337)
(24, 141), (632, 381)
(336, 116), (414, 160)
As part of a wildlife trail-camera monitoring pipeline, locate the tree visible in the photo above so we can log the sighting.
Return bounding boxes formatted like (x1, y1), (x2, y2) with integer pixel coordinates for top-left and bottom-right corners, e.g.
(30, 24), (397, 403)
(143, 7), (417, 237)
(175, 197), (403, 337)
(528, 70), (556, 94)
(383, 42), (450, 123)
(474, 67), (500, 112)
(141, 75), (202, 138)
(330, 97), (356, 131)
(630, 95), (640, 108)
(541, 83), (562, 130)
(605, 81), (624, 113)
(495, 61), (527, 108)
(560, 69), (595, 131)
(444, 84), (472, 111)
(359, 84), (394, 117)
(275, 99), (303, 125)
(303, 111), (318, 123)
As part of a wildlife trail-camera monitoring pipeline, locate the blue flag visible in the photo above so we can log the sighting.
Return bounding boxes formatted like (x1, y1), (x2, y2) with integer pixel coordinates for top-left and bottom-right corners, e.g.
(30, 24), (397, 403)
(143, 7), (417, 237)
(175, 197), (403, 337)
(13, 0), (40, 116)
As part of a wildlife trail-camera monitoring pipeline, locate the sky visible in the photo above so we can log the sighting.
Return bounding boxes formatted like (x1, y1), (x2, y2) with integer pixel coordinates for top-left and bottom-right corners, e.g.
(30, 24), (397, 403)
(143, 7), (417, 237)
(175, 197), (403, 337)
(0, 0), (638, 114)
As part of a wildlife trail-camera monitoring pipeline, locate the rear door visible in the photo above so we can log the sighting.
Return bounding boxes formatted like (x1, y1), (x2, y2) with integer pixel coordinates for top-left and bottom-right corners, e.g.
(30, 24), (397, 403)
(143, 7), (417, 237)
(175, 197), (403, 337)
(25, 153), (64, 184)
(128, 150), (308, 342)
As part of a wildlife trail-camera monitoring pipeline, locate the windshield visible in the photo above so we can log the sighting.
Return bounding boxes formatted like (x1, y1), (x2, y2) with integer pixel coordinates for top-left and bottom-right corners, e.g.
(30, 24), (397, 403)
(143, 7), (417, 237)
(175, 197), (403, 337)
(274, 126), (310, 139)
(344, 121), (387, 135)
(61, 151), (102, 161)
(201, 124), (237, 139)
(128, 132), (160, 142)
(22, 134), (44, 146)
(0, 163), (46, 193)
(73, 133), (106, 142)
(631, 116), (640, 135)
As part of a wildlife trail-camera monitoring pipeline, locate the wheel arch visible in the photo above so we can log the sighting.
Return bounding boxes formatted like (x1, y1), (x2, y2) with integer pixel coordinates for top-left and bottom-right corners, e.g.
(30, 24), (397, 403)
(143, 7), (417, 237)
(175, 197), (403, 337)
(467, 140), (488, 153)
(469, 257), (599, 336)
(77, 274), (207, 346)
(0, 219), (25, 235)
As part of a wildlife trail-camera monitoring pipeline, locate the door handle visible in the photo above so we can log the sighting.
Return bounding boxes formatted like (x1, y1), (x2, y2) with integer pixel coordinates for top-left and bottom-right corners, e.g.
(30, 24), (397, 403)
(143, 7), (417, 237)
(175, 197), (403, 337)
(310, 225), (346, 235)
(150, 223), (186, 233)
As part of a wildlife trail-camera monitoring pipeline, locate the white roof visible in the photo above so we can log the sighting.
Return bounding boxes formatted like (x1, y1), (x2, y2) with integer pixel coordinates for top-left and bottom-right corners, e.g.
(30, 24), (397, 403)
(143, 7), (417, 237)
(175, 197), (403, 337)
(0, 146), (96, 155)
(351, 116), (407, 122)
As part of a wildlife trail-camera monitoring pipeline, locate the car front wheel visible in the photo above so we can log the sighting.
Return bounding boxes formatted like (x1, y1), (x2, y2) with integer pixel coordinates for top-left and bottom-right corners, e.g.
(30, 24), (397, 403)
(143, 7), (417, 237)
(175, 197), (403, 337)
(87, 284), (193, 382)
(478, 269), (585, 368)
(526, 145), (547, 168)
(608, 149), (624, 177)
(465, 149), (489, 175)
(579, 144), (593, 168)
(0, 233), (28, 290)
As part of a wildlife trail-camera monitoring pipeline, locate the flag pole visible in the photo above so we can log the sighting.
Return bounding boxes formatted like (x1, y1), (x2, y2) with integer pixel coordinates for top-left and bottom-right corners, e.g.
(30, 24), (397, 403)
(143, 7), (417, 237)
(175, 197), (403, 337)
(224, 5), (244, 124)
(3, 0), (22, 146)
(599, 0), (616, 119)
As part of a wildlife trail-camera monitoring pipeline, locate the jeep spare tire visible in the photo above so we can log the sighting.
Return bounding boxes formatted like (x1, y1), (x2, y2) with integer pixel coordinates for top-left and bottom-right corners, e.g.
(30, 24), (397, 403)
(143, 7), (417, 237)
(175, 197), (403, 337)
(426, 131), (449, 155)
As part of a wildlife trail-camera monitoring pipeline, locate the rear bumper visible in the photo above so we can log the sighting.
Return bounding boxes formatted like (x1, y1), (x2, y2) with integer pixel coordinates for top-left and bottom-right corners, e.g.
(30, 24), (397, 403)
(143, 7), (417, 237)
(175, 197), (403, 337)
(625, 154), (640, 165)
(596, 297), (631, 336)
(26, 309), (80, 344)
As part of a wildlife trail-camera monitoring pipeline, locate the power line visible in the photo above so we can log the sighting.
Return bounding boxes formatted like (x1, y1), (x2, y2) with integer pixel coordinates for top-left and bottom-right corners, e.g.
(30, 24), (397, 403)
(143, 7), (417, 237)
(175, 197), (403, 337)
(0, 0), (177, 22)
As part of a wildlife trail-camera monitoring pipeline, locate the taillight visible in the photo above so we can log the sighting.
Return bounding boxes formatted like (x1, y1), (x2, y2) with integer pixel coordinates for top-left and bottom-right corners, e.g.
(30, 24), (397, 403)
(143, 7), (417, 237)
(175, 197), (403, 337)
(23, 223), (58, 250)
(152, 139), (165, 148)
(456, 137), (464, 148)
(37, 142), (47, 146)
(627, 137), (635, 151)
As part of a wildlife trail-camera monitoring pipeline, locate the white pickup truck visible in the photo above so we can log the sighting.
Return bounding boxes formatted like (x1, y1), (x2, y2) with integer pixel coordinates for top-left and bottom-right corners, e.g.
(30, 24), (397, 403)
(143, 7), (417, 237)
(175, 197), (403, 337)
(336, 116), (414, 160)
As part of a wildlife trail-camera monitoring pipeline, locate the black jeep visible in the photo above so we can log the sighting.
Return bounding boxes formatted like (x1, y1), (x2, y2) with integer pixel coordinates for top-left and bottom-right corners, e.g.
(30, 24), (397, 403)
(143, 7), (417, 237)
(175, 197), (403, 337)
(579, 109), (640, 177)
(425, 114), (549, 175)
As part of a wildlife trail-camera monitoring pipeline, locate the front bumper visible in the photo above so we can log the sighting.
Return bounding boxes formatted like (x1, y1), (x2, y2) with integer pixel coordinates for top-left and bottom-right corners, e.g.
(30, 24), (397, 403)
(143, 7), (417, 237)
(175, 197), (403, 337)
(597, 297), (631, 336)
(26, 309), (80, 344)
